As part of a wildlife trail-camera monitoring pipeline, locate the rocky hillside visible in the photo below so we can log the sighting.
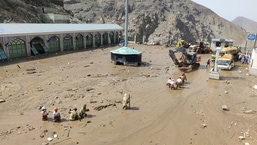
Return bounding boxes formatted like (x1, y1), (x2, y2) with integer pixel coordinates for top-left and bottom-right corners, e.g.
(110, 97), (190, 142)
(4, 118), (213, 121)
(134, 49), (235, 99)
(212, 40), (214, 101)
(64, 0), (247, 45)
(232, 16), (257, 33)
(0, 0), (247, 46)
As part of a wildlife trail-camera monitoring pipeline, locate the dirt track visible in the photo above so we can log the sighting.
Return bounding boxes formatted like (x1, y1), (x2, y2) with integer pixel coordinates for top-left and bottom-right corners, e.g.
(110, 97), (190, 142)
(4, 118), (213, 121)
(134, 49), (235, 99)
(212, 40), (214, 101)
(0, 44), (257, 145)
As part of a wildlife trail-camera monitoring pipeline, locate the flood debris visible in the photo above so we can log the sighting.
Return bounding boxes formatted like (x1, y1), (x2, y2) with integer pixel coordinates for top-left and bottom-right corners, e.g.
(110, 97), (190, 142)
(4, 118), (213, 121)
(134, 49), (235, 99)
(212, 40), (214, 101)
(244, 109), (256, 114)
(222, 105), (230, 111)
(94, 103), (116, 111)
(0, 99), (6, 103)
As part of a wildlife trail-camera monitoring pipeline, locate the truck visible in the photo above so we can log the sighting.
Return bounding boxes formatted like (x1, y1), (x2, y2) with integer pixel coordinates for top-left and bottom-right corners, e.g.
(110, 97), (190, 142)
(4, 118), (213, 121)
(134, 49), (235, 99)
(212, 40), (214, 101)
(211, 38), (240, 61)
(217, 54), (234, 70)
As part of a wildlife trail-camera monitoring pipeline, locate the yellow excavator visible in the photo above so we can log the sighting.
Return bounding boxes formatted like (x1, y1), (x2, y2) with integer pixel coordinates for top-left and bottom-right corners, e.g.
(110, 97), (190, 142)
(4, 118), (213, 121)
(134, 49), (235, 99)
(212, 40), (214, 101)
(169, 39), (201, 71)
(189, 41), (212, 54)
(211, 38), (240, 61)
(176, 38), (188, 47)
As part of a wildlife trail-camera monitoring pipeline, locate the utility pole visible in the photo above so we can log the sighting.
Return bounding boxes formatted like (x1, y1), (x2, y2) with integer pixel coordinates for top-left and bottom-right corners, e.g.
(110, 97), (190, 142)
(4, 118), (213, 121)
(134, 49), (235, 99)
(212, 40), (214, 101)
(124, 0), (128, 47)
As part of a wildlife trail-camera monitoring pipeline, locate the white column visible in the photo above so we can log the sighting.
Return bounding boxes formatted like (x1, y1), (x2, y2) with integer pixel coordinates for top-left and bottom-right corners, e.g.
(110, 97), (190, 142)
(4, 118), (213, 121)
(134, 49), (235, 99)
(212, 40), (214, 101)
(60, 34), (64, 52)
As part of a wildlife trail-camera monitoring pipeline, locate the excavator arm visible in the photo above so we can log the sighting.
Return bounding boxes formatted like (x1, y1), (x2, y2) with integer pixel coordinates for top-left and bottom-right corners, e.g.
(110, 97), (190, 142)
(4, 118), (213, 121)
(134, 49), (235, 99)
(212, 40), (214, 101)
(169, 46), (200, 70)
(169, 46), (189, 66)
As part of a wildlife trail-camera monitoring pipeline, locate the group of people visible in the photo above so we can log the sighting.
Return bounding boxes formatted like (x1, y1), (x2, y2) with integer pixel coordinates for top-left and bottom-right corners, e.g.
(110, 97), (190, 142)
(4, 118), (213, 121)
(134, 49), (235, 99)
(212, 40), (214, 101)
(166, 72), (187, 89)
(41, 106), (61, 122)
(41, 104), (88, 122)
(68, 104), (88, 121)
(239, 54), (250, 64)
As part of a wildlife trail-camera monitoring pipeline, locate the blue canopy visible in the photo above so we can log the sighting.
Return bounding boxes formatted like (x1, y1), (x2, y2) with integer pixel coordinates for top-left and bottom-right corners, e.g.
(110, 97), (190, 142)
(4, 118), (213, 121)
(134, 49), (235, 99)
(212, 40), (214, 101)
(111, 47), (141, 55)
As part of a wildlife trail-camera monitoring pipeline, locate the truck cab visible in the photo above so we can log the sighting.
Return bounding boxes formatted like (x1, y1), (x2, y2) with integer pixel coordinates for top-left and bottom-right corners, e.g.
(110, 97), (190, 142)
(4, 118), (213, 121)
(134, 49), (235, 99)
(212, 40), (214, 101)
(217, 54), (234, 70)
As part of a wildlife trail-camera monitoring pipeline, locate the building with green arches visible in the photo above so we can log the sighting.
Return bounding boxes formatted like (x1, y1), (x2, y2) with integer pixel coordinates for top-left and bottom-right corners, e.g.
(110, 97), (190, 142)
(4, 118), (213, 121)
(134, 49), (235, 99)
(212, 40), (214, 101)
(0, 23), (123, 61)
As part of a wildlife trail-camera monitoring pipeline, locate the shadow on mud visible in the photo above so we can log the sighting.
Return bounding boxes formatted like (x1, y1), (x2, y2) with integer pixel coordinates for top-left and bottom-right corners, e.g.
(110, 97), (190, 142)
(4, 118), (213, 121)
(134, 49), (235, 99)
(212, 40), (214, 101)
(140, 61), (152, 67)
(220, 76), (245, 80)
(128, 107), (139, 111)
(86, 114), (96, 118)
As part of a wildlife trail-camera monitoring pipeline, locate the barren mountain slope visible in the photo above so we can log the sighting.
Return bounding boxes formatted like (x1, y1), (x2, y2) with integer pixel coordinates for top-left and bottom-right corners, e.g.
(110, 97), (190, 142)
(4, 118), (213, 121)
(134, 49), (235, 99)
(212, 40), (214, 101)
(65, 0), (247, 45)
(0, 0), (247, 45)
(232, 16), (257, 33)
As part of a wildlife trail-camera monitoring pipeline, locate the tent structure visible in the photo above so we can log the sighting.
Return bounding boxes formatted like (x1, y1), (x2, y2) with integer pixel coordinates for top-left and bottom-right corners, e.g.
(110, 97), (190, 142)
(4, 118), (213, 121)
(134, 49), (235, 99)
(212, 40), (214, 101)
(111, 46), (142, 66)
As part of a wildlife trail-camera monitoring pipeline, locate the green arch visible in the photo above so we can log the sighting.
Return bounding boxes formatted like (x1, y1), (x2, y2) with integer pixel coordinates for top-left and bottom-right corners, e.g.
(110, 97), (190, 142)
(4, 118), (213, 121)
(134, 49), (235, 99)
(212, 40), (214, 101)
(31, 36), (45, 54)
(109, 32), (115, 44)
(48, 35), (60, 53)
(8, 38), (27, 59)
(63, 34), (73, 51)
(94, 32), (101, 47)
(86, 33), (93, 48)
(76, 34), (84, 49)
(103, 32), (108, 46)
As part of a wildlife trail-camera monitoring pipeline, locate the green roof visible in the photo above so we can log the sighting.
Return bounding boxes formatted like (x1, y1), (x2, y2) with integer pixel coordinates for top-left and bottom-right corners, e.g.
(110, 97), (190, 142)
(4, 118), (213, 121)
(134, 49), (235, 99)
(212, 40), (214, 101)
(111, 47), (141, 55)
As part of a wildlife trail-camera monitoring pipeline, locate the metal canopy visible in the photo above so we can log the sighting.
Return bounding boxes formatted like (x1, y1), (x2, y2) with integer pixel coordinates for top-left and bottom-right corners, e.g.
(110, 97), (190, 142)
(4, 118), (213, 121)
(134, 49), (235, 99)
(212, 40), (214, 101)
(111, 47), (141, 55)
(0, 23), (123, 37)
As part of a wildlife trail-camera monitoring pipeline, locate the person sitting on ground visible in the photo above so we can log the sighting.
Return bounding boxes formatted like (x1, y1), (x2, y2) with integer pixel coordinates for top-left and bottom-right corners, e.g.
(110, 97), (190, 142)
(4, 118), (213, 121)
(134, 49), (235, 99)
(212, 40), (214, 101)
(53, 107), (61, 122)
(41, 106), (48, 121)
(79, 104), (88, 119)
(69, 108), (79, 121)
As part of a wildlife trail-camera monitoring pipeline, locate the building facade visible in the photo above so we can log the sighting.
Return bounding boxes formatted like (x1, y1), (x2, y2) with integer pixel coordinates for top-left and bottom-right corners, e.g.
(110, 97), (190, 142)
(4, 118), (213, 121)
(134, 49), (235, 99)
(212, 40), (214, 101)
(0, 24), (123, 61)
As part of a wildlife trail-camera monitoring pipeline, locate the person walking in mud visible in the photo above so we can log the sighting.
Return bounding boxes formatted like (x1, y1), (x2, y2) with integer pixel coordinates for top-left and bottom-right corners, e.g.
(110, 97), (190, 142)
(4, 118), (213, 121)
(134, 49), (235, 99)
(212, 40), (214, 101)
(206, 59), (210, 67)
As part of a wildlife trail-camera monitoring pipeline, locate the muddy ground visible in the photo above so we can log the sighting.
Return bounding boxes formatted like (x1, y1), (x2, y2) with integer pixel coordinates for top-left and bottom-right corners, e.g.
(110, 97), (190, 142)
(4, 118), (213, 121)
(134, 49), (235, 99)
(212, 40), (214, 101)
(0, 44), (257, 145)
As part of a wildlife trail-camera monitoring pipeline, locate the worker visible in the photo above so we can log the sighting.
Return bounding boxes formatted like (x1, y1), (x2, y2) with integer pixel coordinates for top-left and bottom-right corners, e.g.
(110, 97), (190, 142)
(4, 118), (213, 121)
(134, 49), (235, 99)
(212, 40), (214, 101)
(79, 104), (88, 119)
(179, 72), (187, 82)
(206, 59), (210, 67)
(41, 106), (48, 121)
(176, 77), (183, 87)
(53, 107), (61, 122)
(69, 108), (79, 121)
(122, 93), (130, 110)
(166, 78), (172, 86)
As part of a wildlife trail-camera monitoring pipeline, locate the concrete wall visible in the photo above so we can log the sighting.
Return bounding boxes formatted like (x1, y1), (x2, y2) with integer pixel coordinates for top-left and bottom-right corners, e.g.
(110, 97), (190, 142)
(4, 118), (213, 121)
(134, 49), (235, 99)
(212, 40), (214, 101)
(249, 48), (257, 75)
(41, 13), (70, 23)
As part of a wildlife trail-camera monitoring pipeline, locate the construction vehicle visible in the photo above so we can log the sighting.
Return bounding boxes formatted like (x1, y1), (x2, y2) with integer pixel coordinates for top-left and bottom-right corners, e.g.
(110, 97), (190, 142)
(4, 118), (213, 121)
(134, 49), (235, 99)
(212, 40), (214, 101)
(211, 38), (240, 61)
(189, 41), (212, 54)
(169, 41), (201, 70)
(176, 38), (190, 48)
(217, 54), (234, 70)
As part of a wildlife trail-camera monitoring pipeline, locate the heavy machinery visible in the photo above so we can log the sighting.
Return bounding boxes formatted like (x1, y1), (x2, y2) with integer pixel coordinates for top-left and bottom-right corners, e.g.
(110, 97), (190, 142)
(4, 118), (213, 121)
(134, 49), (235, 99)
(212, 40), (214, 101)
(189, 41), (212, 54)
(211, 38), (241, 61)
(217, 54), (234, 70)
(176, 38), (190, 48)
(169, 42), (201, 70)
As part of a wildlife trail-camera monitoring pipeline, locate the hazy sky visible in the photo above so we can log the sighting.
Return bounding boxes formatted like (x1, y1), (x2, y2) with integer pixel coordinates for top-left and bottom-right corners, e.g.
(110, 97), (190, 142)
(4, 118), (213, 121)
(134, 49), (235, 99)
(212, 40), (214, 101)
(191, 0), (257, 21)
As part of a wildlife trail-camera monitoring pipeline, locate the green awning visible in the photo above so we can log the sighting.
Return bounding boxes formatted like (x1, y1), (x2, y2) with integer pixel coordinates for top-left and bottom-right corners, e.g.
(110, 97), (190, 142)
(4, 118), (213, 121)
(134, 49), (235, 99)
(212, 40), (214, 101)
(111, 47), (141, 55)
